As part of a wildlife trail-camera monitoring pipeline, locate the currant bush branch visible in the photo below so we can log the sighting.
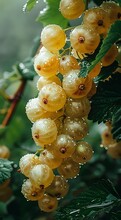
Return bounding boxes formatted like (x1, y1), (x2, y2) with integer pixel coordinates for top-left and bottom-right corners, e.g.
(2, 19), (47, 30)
(1, 79), (26, 127)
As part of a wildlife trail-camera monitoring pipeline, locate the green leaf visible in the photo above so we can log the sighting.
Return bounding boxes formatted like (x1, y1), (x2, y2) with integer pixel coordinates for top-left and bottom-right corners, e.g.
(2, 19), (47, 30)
(112, 108), (121, 141)
(56, 179), (120, 220)
(78, 60), (90, 77)
(17, 58), (35, 80)
(0, 159), (14, 184)
(94, 61), (118, 82)
(24, 0), (37, 12)
(88, 21), (121, 72)
(88, 73), (121, 123)
(37, 0), (68, 28)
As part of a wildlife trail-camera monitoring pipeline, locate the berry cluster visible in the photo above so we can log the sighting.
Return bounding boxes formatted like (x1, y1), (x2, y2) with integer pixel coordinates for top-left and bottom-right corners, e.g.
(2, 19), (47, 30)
(101, 122), (121, 159)
(19, 0), (121, 213)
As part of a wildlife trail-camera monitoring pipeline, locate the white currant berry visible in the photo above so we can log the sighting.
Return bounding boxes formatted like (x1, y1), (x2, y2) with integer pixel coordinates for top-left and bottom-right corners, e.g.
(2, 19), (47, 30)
(25, 98), (47, 123)
(39, 149), (62, 169)
(70, 25), (100, 54)
(101, 128), (116, 147)
(107, 141), (121, 159)
(60, 0), (85, 20)
(41, 24), (66, 52)
(58, 157), (80, 179)
(21, 179), (44, 201)
(83, 8), (110, 35)
(50, 134), (76, 158)
(31, 118), (57, 146)
(72, 141), (94, 164)
(37, 75), (61, 91)
(38, 194), (58, 212)
(62, 117), (88, 140)
(38, 83), (66, 112)
(62, 70), (92, 98)
(46, 175), (69, 198)
(65, 97), (91, 118)
(0, 145), (10, 159)
(101, 1), (121, 25)
(34, 47), (59, 77)
(19, 153), (41, 177)
(59, 55), (80, 75)
(29, 164), (54, 188)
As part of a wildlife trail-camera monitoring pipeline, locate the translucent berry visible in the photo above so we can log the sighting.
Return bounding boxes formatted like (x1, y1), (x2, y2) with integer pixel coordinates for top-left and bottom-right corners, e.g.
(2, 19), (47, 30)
(70, 25), (100, 54)
(62, 117), (88, 140)
(72, 141), (94, 164)
(107, 141), (121, 159)
(58, 157), (80, 179)
(83, 8), (110, 35)
(38, 83), (66, 112)
(31, 118), (57, 146)
(101, 45), (118, 66)
(49, 134), (76, 158)
(34, 47), (59, 77)
(60, 0), (85, 20)
(59, 55), (80, 75)
(101, 1), (121, 25)
(87, 81), (97, 99)
(101, 128), (116, 147)
(25, 98), (47, 123)
(46, 175), (69, 198)
(41, 24), (66, 52)
(26, 98), (64, 122)
(0, 145), (10, 159)
(29, 164), (54, 188)
(39, 149), (62, 169)
(38, 194), (58, 212)
(19, 153), (41, 177)
(65, 97), (91, 118)
(21, 179), (44, 201)
(62, 70), (92, 98)
(37, 75), (61, 91)
(88, 62), (101, 79)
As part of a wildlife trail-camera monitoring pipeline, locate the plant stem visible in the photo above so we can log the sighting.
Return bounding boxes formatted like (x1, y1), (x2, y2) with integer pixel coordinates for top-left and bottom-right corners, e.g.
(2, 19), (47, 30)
(1, 79), (26, 127)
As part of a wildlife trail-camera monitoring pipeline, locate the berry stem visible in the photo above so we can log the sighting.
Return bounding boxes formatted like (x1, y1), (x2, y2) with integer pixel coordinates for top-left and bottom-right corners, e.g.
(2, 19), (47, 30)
(64, 26), (76, 32)
(59, 47), (72, 57)
(1, 79), (26, 127)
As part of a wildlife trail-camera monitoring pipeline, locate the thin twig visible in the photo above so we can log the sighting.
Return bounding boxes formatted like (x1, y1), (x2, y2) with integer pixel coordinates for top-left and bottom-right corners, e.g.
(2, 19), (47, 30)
(1, 79), (26, 127)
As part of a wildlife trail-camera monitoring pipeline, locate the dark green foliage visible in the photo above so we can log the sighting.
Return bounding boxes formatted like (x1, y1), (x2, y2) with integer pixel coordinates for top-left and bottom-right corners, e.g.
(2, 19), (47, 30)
(89, 73), (121, 141)
(37, 0), (68, 28)
(112, 108), (121, 141)
(0, 159), (14, 184)
(88, 73), (121, 141)
(56, 179), (121, 220)
(94, 61), (118, 82)
(89, 73), (121, 122)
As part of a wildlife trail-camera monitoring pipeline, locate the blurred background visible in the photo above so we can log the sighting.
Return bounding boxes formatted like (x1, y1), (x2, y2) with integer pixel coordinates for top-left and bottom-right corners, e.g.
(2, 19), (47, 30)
(0, 0), (45, 72)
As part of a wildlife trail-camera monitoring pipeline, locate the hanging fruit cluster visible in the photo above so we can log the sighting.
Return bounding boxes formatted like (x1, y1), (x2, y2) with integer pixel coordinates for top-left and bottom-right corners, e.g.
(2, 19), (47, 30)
(19, 0), (121, 213)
